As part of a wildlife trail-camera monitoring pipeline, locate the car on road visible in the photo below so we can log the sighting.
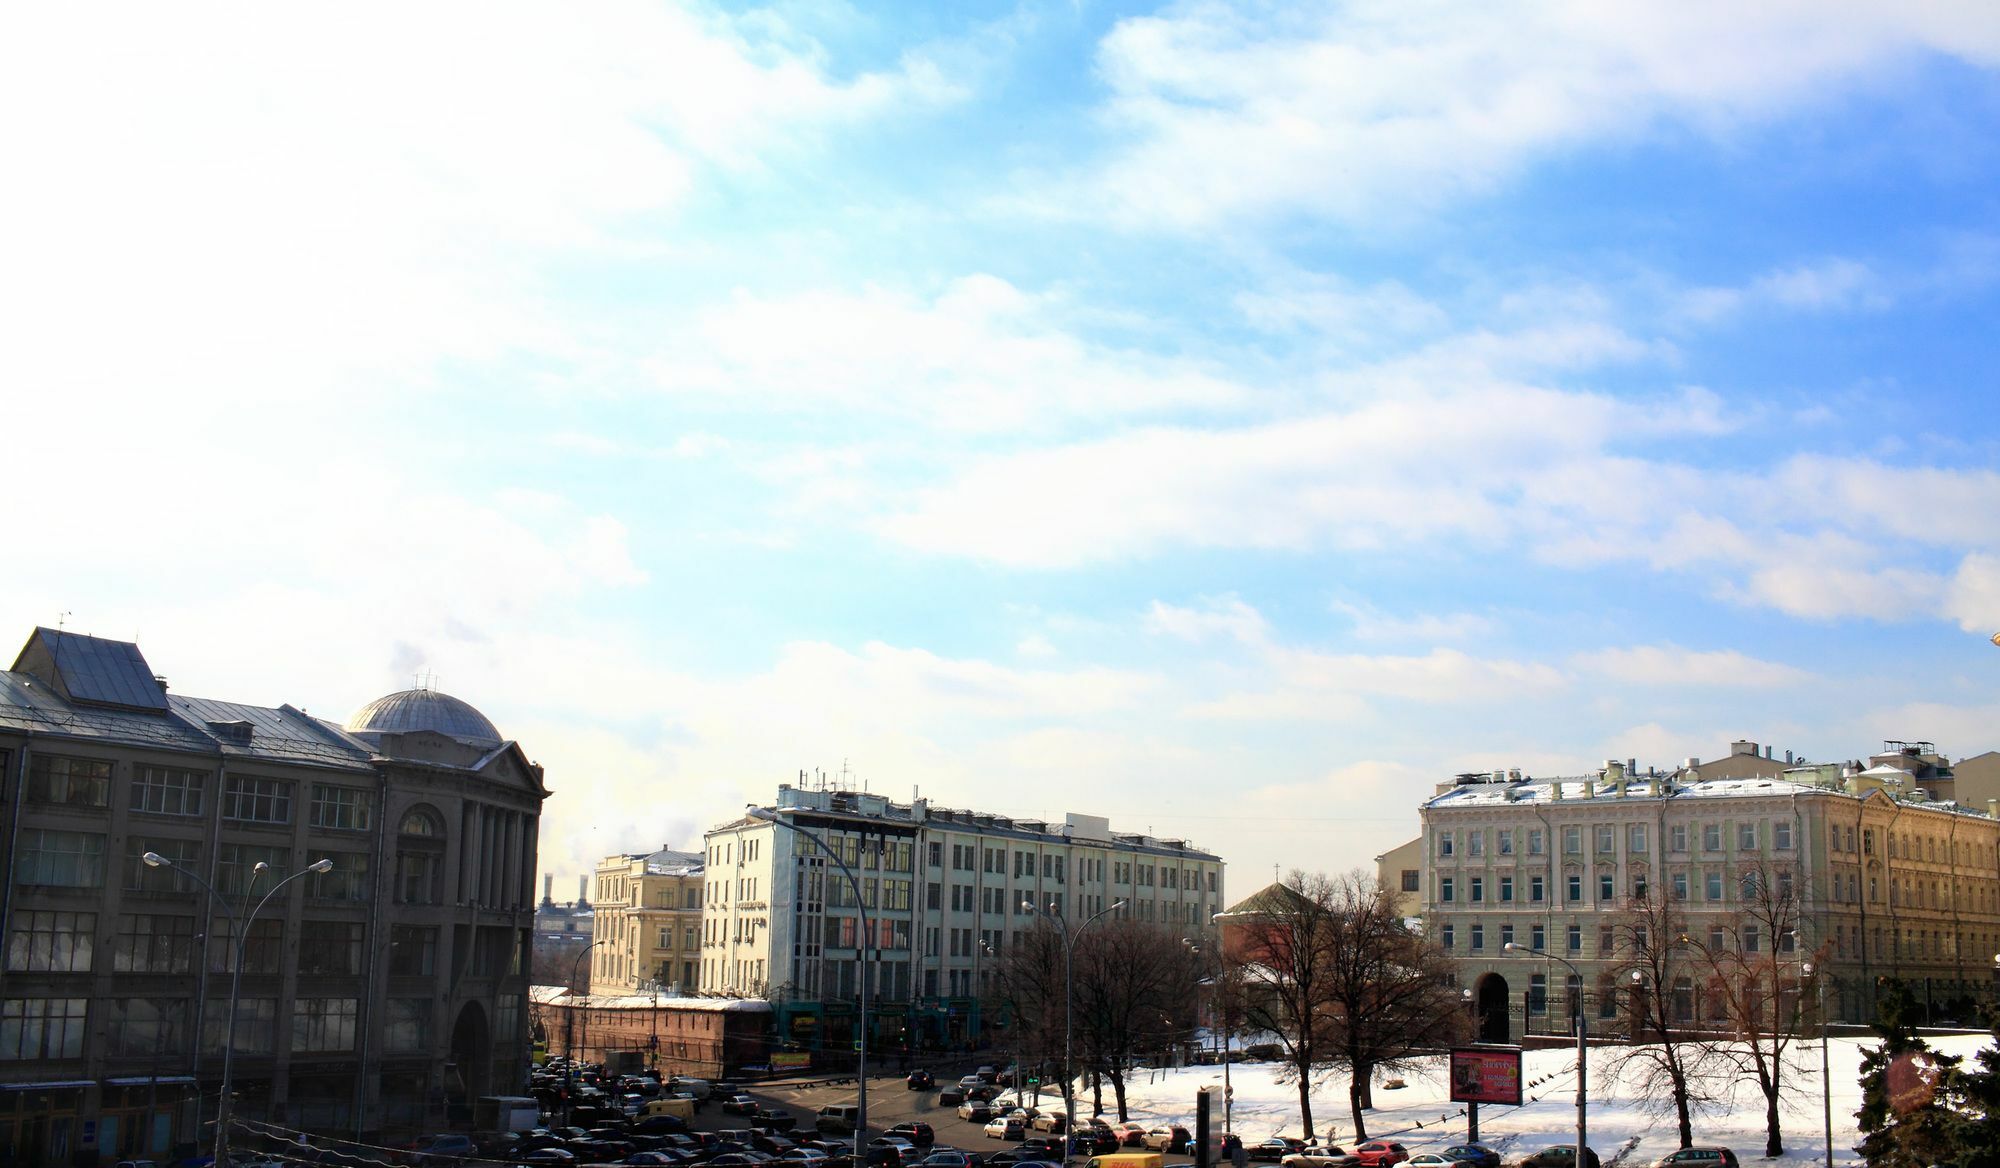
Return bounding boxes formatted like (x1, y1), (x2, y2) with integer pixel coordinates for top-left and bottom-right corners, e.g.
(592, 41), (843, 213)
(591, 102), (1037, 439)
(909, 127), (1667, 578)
(1029, 1113), (1066, 1133)
(977, 1066), (999, 1083)
(1281, 1149), (1360, 1168)
(908, 1071), (935, 1091)
(722, 1094), (761, 1115)
(885, 1124), (934, 1148)
(1069, 1131), (1120, 1157)
(1516, 1148), (1599, 1168)
(981, 1151), (1050, 1168)
(1108, 1124), (1148, 1148)
(1248, 1139), (1303, 1162)
(1352, 1143), (1408, 1167)
(967, 1085), (1007, 1103)
(915, 1152), (978, 1168)
(515, 1151), (578, 1165)
(938, 1088), (966, 1107)
(1440, 1149), (1497, 1168)
(957, 1101), (994, 1122)
(985, 1119), (1026, 1141)
(1651, 1150), (1738, 1168)
(1140, 1128), (1190, 1153)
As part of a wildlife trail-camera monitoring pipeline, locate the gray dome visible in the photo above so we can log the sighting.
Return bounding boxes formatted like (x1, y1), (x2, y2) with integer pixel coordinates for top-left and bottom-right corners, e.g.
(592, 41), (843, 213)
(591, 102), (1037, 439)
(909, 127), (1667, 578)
(345, 688), (501, 745)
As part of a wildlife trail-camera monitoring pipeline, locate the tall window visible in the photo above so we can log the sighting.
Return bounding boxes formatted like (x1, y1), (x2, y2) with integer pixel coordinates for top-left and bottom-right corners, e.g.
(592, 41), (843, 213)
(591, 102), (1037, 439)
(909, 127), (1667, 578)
(308, 853), (370, 903)
(1528, 829), (1545, 856)
(223, 776), (293, 824)
(203, 998), (277, 1054)
(397, 850), (440, 904)
(109, 998), (190, 1056)
(309, 785), (372, 832)
(216, 844), (288, 897)
(1774, 821), (1793, 850)
(6, 910), (95, 972)
(1563, 827), (1581, 855)
(1702, 824), (1722, 851)
(207, 919), (282, 975)
(0, 998), (88, 1059)
(298, 924), (364, 976)
(1497, 830), (1514, 856)
(15, 829), (105, 888)
(130, 766), (206, 816)
(111, 914), (194, 973)
(384, 999), (431, 1052)
(1670, 824), (1688, 853)
(124, 836), (200, 893)
(1595, 826), (1615, 853)
(1738, 823), (1758, 850)
(1628, 824), (1648, 853)
(26, 756), (110, 808)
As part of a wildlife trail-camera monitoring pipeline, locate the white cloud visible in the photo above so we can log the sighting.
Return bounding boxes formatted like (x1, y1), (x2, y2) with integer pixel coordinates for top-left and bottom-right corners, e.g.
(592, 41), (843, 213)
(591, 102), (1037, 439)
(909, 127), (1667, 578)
(649, 275), (1248, 432)
(1676, 258), (1890, 322)
(1571, 645), (1810, 687)
(1331, 601), (1494, 644)
(1072, 1), (2000, 229)
(1145, 597), (1270, 647)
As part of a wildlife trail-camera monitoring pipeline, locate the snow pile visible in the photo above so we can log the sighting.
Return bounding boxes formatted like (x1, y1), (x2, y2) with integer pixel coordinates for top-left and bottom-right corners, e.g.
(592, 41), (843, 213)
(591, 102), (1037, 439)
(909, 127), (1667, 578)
(1097, 1035), (1992, 1167)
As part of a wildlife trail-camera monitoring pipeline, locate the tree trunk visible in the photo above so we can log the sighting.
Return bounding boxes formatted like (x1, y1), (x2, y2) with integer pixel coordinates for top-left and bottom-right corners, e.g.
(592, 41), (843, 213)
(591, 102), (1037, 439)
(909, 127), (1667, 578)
(1091, 1069), (1103, 1118)
(1348, 1075), (1368, 1142)
(1355, 1065), (1374, 1111)
(1296, 1072), (1314, 1144)
(1763, 1086), (1783, 1158)
(1668, 1061), (1691, 1148)
(1111, 1069), (1129, 1122)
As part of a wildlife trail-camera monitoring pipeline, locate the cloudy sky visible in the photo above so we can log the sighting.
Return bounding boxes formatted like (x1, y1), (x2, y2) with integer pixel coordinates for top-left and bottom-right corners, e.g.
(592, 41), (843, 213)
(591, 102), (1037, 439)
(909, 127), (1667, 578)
(7, 1), (2000, 895)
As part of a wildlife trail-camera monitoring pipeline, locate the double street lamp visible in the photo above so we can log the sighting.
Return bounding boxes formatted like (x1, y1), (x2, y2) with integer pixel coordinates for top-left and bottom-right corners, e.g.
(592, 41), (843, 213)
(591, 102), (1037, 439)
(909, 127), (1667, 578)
(142, 851), (333, 1168)
(566, 940), (609, 1124)
(1503, 942), (1588, 1166)
(747, 807), (871, 1163)
(1801, 961), (1833, 1168)
(1023, 897), (1126, 1156)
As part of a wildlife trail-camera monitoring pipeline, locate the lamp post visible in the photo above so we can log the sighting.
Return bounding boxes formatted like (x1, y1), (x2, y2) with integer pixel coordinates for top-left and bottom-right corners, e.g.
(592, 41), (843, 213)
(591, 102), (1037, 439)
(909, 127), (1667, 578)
(1802, 961), (1832, 1168)
(747, 807), (871, 1163)
(1182, 937), (1233, 1136)
(143, 851), (332, 1168)
(566, 940), (607, 1123)
(1505, 943), (1587, 1166)
(1025, 897), (1126, 1158)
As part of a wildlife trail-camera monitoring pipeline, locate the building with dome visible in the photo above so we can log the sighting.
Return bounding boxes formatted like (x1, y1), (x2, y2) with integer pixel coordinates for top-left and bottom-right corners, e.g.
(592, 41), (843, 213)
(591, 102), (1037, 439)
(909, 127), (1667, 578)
(0, 626), (548, 1163)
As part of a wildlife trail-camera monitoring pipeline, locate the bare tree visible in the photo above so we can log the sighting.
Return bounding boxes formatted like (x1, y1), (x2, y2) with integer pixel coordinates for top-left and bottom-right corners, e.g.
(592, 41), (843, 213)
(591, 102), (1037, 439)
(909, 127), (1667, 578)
(996, 926), (1070, 1113)
(1071, 919), (1207, 1120)
(1683, 859), (1819, 1158)
(1229, 871), (1340, 1140)
(1608, 886), (1735, 1148)
(1315, 870), (1468, 1140)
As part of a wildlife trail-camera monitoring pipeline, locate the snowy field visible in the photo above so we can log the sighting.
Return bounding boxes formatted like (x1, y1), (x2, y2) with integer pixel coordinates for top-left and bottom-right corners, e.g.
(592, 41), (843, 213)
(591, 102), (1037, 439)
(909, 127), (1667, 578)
(1085, 1034), (1992, 1167)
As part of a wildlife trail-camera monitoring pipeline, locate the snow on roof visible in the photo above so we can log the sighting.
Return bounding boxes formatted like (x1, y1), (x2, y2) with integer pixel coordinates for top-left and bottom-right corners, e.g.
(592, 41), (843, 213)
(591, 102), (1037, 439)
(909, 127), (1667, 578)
(1425, 773), (1991, 817)
(529, 985), (772, 1012)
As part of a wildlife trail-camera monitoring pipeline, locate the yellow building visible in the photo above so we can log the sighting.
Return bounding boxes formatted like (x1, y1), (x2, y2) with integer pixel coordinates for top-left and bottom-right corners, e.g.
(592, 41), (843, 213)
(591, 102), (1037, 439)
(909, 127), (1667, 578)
(1375, 836), (1423, 920)
(591, 847), (705, 995)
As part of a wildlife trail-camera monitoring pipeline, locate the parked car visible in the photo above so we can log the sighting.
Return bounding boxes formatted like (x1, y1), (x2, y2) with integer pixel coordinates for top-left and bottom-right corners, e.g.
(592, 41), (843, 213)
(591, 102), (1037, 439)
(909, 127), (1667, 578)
(1652, 1150), (1738, 1168)
(1142, 1128), (1191, 1153)
(1441, 1149), (1498, 1168)
(1352, 1143), (1409, 1167)
(1069, 1131), (1120, 1157)
(960, 1076), (986, 1089)
(958, 1101), (994, 1122)
(1282, 1149), (1360, 1168)
(1406, 1155), (1472, 1168)
(1517, 1148), (1599, 1168)
(908, 1071), (936, 1091)
(1029, 1113), (1066, 1133)
(915, 1152), (978, 1168)
(985, 1119), (1027, 1141)
(516, 1151), (579, 1165)
(1249, 1139), (1303, 1162)
(1110, 1124), (1149, 1148)
(977, 1066), (999, 1083)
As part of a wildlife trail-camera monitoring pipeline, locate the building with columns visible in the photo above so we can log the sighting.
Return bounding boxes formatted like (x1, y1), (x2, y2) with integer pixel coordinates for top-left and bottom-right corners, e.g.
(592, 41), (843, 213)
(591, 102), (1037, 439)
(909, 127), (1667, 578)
(0, 627), (546, 1162)
(1422, 745), (2000, 1039)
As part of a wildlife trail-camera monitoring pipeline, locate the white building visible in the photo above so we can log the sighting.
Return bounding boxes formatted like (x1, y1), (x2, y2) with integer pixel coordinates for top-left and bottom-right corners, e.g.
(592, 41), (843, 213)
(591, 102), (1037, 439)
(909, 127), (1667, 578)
(700, 784), (1225, 1052)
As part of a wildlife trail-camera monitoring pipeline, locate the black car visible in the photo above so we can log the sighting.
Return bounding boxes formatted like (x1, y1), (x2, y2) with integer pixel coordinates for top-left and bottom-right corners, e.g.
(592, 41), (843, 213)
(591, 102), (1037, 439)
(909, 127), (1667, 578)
(886, 1125), (934, 1148)
(1249, 1139), (1301, 1162)
(938, 1088), (966, 1107)
(1518, 1148), (1599, 1168)
(1441, 1148), (1498, 1168)
(1069, 1132), (1118, 1157)
(907, 1071), (935, 1091)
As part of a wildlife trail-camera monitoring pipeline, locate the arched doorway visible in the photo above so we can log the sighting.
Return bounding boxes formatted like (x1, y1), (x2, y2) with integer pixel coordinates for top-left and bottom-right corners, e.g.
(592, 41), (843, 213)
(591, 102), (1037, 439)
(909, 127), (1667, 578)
(1474, 972), (1510, 1044)
(450, 1001), (492, 1112)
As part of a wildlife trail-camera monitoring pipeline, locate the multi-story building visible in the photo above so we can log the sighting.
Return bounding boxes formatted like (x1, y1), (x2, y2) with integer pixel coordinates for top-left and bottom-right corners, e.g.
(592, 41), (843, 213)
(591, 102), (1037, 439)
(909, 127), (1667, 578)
(1374, 837), (1423, 920)
(0, 627), (546, 1162)
(700, 784), (1225, 1056)
(1422, 745), (2000, 1039)
(590, 847), (704, 996)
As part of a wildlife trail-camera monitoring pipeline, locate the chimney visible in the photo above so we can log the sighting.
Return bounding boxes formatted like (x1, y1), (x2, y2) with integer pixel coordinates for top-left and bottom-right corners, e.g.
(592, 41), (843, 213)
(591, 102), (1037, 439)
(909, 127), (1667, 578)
(578, 875), (588, 902)
(1765, 745), (1773, 759)
(1584, 778), (1596, 798)
(543, 874), (554, 903)
(1732, 740), (1757, 757)
(1786, 750), (1794, 764)
(1552, 782), (1564, 801)
(1988, 799), (1997, 820)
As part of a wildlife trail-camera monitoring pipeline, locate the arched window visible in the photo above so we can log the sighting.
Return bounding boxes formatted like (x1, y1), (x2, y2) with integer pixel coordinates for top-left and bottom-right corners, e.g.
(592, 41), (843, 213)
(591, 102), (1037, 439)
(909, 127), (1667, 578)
(397, 804), (446, 905)
(401, 806), (444, 837)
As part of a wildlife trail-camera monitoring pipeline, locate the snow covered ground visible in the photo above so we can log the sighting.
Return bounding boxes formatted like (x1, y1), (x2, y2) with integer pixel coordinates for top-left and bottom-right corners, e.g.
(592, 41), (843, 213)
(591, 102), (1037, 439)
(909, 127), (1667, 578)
(1093, 1034), (1992, 1167)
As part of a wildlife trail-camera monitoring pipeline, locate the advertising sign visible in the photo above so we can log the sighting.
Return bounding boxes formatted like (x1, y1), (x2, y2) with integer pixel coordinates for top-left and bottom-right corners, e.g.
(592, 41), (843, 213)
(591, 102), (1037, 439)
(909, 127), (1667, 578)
(772, 1052), (812, 1070)
(1449, 1047), (1523, 1106)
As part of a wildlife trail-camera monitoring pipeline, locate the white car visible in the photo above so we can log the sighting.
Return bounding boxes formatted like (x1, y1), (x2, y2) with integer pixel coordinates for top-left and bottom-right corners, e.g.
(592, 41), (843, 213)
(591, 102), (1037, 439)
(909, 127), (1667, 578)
(1283, 1152), (1361, 1168)
(986, 1118), (1026, 1140)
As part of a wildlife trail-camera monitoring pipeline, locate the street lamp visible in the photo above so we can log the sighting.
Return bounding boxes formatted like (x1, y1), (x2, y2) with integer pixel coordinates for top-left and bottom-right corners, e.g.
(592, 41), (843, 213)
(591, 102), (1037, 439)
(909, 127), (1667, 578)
(1803, 961), (1832, 1168)
(143, 851), (332, 1168)
(1504, 942), (1588, 1166)
(566, 940), (608, 1123)
(747, 807), (871, 1163)
(1025, 897), (1126, 1156)
(1183, 937), (1233, 1136)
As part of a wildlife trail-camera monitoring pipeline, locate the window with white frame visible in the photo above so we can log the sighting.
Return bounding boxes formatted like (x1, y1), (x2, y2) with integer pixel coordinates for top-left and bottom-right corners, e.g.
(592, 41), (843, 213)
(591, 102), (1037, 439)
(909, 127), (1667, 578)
(130, 766), (207, 816)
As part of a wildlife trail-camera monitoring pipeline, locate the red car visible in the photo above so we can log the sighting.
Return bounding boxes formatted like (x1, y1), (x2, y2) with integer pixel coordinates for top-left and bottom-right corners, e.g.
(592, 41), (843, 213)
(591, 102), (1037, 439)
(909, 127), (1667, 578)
(1353, 1143), (1410, 1167)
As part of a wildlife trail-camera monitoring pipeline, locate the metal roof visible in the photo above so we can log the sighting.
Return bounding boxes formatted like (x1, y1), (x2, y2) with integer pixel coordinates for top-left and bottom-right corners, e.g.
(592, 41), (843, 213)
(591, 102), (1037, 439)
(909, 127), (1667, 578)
(345, 688), (502, 745)
(28, 628), (169, 711)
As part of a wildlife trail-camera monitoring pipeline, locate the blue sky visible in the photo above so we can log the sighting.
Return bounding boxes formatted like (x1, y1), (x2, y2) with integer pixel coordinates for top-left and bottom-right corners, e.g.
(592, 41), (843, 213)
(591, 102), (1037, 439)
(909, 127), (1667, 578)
(7, 1), (2000, 891)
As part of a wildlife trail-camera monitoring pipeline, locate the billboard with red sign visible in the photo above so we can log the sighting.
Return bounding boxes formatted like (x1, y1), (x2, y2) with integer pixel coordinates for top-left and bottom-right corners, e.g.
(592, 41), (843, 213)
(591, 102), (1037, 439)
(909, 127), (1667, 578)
(1449, 1047), (1523, 1105)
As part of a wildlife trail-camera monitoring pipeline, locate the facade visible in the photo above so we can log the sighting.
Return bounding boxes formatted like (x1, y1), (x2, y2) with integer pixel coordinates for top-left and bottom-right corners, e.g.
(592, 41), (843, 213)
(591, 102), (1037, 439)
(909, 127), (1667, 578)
(528, 986), (771, 1078)
(1422, 746), (2000, 1040)
(589, 848), (704, 996)
(1374, 837), (1423, 920)
(0, 628), (546, 1164)
(701, 784), (1225, 1056)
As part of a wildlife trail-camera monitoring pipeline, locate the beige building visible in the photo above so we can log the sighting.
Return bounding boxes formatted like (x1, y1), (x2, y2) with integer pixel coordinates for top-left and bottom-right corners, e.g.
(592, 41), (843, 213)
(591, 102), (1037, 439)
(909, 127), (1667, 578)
(1375, 837), (1423, 919)
(590, 847), (704, 996)
(1422, 746), (2000, 1035)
